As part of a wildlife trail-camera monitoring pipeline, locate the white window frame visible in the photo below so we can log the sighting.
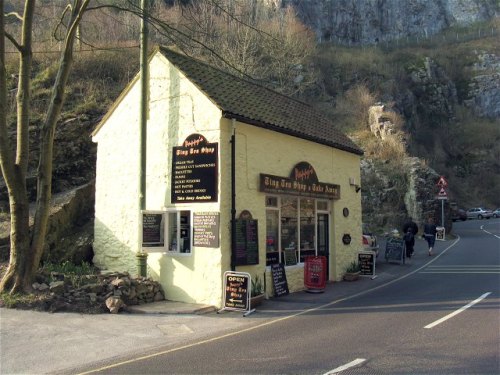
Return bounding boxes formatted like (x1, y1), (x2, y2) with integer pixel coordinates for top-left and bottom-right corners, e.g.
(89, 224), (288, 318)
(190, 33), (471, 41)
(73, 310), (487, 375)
(265, 196), (330, 267)
(166, 209), (192, 256)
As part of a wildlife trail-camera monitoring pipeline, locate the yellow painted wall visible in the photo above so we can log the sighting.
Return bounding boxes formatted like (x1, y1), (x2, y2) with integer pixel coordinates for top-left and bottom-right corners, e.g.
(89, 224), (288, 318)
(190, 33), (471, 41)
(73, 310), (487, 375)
(221, 120), (362, 297)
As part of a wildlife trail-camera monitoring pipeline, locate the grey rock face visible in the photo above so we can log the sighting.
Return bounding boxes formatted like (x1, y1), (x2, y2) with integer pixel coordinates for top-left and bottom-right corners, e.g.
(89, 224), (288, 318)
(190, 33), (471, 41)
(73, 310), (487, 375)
(280, 0), (498, 44)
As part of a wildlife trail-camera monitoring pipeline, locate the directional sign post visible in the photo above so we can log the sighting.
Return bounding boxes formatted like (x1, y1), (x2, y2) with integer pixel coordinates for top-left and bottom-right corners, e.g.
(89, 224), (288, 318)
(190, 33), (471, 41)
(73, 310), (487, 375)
(436, 176), (448, 236)
(219, 271), (254, 316)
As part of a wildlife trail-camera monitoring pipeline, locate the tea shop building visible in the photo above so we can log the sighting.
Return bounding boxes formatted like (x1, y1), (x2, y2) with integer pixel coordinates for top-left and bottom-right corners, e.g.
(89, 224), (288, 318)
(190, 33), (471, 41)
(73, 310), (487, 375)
(92, 47), (364, 307)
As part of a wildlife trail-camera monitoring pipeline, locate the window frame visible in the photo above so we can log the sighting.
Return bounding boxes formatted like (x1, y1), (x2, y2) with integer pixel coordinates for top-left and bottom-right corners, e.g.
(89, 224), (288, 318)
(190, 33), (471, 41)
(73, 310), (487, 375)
(265, 196), (330, 267)
(165, 209), (192, 256)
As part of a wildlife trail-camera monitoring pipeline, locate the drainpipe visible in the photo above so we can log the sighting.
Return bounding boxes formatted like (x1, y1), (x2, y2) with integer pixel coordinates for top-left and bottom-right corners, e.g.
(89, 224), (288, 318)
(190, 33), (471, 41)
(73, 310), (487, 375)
(137, 0), (149, 277)
(230, 118), (236, 271)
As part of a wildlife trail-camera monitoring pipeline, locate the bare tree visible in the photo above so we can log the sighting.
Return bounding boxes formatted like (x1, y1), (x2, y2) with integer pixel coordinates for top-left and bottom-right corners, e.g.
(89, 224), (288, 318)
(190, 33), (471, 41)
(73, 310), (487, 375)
(0, 0), (316, 295)
(0, 0), (90, 293)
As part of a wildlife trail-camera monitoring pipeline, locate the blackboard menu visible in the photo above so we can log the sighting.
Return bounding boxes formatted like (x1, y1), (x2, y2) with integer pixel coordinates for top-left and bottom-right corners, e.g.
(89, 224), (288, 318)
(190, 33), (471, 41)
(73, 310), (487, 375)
(193, 212), (220, 248)
(271, 263), (289, 297)
(385, 237), (405, 264)
(142, 212), (164, 249)
(235, 219), (259, 266)
(284, 250), (297, 266)
(358, 252), (375, 276)
(223, 272), (250, 311)
(171, 134), (218, 203)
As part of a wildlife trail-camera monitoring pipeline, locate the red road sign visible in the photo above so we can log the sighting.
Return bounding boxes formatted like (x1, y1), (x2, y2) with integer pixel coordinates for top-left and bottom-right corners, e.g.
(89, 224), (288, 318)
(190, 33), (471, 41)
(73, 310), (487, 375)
(438, 187), (448, 197)
(437, 176), (448, 187)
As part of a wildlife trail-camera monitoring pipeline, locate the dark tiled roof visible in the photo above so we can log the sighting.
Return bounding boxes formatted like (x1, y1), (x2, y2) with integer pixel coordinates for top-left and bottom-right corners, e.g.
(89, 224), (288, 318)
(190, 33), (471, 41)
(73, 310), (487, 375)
(159, 46), (363, 156)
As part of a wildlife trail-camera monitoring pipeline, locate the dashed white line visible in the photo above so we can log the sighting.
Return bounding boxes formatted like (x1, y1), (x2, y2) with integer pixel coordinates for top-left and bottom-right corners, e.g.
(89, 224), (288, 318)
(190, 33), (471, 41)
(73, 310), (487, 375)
(323, 358), (367, 374)
(424, 292), (491, 329)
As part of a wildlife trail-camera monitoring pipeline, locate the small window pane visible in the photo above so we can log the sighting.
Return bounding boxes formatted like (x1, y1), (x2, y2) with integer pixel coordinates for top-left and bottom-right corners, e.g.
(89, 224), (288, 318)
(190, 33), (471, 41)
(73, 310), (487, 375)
(168, 212), (178, 251)
(317, 201), (328, 211)
(266, 196), (278, 207)
(266, 210), (279, 266)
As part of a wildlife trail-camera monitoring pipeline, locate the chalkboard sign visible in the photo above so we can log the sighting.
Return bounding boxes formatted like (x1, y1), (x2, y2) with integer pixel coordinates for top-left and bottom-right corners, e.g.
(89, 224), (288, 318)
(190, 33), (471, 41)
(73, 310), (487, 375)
(284, 250), (297, 266)
(235, 219), (259, 266)
(358, 252), (376, 276)
(271, 263), (289, 297)
(385, 237), (405, 264)
(142, 211), (165, 250)
(222, 271), (250, 312)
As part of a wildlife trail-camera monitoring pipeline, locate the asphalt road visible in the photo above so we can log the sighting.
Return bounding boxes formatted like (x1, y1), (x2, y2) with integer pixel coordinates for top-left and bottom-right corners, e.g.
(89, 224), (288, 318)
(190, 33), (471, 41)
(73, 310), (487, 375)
(73, 219), (500, 375)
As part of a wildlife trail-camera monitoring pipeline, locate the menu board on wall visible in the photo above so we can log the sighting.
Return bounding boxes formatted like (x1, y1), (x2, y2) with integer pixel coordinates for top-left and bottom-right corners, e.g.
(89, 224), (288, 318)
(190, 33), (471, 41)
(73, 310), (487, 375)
(171, 134), (218, 203)
(193, 212), (220, 248)
(234, 219), (259, 266)
(141, 211), (165, 250)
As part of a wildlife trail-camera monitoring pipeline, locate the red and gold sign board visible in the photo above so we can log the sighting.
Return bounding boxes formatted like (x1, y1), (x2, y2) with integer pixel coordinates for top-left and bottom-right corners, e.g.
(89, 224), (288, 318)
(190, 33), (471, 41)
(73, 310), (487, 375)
(304, 256), (327, 292)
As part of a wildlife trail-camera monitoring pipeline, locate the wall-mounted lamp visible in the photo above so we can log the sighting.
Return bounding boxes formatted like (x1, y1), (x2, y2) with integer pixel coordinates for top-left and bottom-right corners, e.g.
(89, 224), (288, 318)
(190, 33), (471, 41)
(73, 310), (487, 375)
(349, 177), (361, 193)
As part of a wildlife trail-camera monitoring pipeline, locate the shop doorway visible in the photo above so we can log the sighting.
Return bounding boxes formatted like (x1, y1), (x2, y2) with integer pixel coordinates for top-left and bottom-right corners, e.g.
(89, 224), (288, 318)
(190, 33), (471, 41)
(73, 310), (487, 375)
(317, 213), (329, 279)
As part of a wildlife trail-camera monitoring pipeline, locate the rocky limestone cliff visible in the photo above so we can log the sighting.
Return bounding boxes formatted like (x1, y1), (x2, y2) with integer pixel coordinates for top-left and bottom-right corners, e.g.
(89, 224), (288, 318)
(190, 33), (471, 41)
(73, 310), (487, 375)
(279, 0), (499, 44)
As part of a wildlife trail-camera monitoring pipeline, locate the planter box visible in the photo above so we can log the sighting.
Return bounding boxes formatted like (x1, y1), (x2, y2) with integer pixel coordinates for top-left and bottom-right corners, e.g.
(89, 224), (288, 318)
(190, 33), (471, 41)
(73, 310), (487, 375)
(250, 294), (265, 308)
(343, 271), (360, 281)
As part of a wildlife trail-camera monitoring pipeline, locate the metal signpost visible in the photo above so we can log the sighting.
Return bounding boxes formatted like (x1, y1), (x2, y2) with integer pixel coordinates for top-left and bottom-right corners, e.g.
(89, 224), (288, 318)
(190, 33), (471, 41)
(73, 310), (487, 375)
(436, 176), (448, 241)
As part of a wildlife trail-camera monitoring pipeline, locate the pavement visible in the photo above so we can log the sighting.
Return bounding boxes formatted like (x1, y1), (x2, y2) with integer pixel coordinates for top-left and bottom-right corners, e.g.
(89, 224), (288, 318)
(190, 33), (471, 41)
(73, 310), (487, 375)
(0, 237), (454, 375)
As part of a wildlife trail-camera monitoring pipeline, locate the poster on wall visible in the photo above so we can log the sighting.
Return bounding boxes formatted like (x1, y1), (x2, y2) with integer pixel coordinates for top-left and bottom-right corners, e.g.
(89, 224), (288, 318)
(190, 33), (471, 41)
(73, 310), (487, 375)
(141, 211), (166, 251)
(171, 134), (218, 203)
(193, 212), (220, 248)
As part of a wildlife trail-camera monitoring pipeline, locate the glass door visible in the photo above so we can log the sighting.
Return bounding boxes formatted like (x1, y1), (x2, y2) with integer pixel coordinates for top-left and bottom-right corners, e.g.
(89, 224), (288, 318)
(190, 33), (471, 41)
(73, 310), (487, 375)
(317, 213), (329, 279)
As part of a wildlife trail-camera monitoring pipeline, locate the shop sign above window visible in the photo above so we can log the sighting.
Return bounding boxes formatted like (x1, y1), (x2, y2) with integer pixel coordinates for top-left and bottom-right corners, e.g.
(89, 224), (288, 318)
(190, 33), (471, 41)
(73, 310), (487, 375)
(259, 162), (340, 200)
(171, 133), (218, 203)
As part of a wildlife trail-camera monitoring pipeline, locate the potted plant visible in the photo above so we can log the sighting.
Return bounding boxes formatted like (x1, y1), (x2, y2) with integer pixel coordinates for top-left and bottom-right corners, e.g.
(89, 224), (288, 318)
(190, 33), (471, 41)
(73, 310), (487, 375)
(343, 260), (360, 281)
(251, 275), (265, 307)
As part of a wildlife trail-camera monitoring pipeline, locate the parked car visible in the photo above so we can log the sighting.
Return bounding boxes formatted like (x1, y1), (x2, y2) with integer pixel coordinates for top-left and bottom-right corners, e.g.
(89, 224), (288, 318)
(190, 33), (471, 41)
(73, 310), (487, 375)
(362, 224), (379, 258)
(451, 208), (467, 222)
(466, 207), (493, 220)
(493, 208), (500, 218)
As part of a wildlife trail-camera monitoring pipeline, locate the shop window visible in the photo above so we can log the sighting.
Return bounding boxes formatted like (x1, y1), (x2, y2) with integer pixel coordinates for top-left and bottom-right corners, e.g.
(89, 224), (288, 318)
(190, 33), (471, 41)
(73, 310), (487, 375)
(300, 199), (315, 262)
(265, 196), (329, 266)
(167, 210), (191, 253)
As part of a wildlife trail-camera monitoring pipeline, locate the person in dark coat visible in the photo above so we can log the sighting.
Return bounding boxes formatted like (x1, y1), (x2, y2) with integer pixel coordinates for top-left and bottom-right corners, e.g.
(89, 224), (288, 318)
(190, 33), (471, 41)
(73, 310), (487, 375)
(402, 217), (418, 258)
(423, 217), (437, 256)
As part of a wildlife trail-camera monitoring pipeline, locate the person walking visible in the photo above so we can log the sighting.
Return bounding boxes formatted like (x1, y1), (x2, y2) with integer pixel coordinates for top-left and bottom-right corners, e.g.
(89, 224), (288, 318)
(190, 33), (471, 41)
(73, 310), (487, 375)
(423, 217), (437, 256)
(402, 217), (418, 258)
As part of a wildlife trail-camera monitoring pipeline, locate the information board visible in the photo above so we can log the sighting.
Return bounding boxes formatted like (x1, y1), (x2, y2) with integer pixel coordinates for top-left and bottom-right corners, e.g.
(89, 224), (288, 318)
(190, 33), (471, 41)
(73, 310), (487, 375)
(235, 219), (259, 266)
(222, 272), (250, 311)
(141, 211), (165, 250)
(304, 256), (326, 291)
(193, 212), (220, 247)
(384, 237), (405, 264)
(171, 134), (218, 203)
(358, 252), (376, 276)
(271, 263), (289, 297)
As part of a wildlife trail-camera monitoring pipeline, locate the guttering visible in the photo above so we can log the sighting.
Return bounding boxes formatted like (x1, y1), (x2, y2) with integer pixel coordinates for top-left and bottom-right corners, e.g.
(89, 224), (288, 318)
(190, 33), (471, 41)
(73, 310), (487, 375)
(230, 118), (236, 271)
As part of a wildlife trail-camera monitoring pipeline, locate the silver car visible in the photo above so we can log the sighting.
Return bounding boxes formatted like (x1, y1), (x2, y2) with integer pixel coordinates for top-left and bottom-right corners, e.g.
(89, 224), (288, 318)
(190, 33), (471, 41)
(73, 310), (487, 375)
(493, 208), (500, 218)
(466, 207), (493, 219)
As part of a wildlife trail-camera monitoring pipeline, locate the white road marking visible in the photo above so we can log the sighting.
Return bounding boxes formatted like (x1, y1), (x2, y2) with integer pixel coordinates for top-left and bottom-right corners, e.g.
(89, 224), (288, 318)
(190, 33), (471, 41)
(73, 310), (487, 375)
(420, 265), (500, 274)
(424, 292), (491, 329)
(323, 358), (367, 374)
